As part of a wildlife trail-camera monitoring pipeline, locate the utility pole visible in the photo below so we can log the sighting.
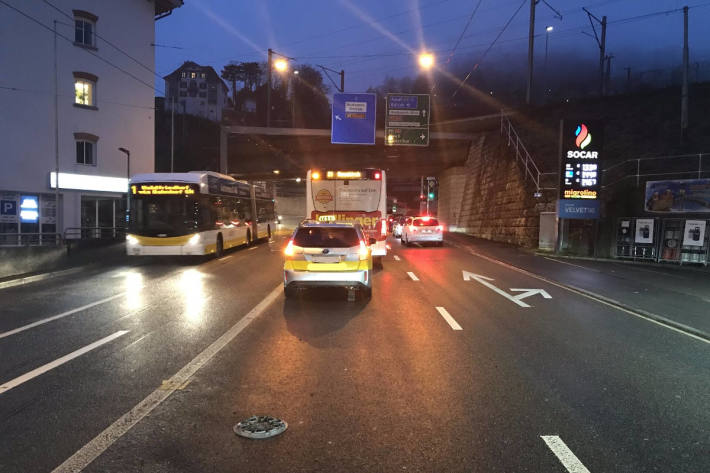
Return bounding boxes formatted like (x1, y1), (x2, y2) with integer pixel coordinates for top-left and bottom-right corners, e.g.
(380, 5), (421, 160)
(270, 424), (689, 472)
(624, 67), (632, 93)
(170, 95), (175, 172)
(681, 5), (689, 144)
(605, 54), (614, 94)
(266, 48), (273, 127)
(53, 20), (60, 236)
(525, 0), (536, 105)
(583, 8), (607, 96)
(340, 69), (345, 93)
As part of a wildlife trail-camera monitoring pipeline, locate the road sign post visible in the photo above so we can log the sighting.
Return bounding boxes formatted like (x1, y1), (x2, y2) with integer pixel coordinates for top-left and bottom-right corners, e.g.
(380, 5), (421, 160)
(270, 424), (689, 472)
(331, 93), (376, 145)
(385, 93), (430, 146)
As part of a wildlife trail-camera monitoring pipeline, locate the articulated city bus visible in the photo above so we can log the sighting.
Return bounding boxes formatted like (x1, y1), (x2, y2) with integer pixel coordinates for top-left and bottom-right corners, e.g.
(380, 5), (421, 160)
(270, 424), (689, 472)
(126, 172), (275, 256)
(306, 168), (387, 266)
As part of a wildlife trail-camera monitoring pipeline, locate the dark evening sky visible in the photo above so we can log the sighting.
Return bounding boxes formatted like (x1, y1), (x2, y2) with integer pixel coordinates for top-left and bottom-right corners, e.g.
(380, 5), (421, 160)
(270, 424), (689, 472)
(155, 0), (710, 96)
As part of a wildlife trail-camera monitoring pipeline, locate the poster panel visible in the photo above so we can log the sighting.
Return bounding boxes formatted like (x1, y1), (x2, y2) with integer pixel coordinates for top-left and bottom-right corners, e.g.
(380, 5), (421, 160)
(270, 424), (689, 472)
(682, 220), (707, 247)
(635, 218), (655, 244)
(644, 179), (710, 213)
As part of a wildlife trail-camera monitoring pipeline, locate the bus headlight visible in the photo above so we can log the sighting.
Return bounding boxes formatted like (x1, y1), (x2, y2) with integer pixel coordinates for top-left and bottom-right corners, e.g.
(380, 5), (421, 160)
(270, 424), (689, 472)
(126, 235), (138, 245)
(187, 234), (200, 245)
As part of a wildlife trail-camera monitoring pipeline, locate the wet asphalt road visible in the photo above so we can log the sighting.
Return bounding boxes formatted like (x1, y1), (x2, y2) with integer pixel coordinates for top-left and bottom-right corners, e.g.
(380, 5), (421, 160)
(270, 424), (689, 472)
(0, 233), (708, 473)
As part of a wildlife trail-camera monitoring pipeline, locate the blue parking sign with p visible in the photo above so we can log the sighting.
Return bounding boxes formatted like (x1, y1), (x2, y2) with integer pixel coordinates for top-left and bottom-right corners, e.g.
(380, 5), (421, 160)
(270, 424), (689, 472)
(1, 200), (17, 216)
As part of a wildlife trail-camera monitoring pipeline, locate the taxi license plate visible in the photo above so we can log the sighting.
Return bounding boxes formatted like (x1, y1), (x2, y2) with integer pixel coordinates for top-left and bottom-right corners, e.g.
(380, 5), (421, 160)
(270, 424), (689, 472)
(312, 256), (339, 263)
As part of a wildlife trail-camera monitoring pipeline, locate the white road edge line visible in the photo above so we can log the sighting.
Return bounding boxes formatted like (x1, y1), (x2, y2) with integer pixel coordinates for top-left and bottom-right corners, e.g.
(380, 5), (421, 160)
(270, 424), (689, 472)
(543, 257), (601, 273)
(248, 246), (258, 250)
(407, 271), (419, 281)
(541, 435), (591, 473)
(0, 330), (129, 395)
(435, 307), (462, 330)
(451, 242), (709, 344)
(0, 292), (126, 340)
(51, 284), (283, 473)
(393, 255), (401, 261)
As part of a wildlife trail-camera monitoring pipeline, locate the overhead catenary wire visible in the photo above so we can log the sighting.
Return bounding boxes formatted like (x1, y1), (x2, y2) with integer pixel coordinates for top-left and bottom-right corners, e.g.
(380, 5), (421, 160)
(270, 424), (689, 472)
(0, 0), (164, 95)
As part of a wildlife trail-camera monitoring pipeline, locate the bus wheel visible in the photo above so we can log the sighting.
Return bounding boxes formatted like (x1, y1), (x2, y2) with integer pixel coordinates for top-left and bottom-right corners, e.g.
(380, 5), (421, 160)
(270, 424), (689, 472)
(215, 235), (224, 258)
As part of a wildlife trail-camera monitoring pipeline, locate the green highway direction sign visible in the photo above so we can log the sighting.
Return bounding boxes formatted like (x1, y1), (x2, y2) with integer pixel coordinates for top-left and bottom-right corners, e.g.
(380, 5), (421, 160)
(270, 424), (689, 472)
(385, 93), (430, 146)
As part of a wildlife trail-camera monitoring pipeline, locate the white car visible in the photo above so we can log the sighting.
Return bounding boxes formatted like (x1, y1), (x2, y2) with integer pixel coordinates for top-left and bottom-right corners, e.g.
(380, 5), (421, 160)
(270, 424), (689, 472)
(401, 216), (444, 246)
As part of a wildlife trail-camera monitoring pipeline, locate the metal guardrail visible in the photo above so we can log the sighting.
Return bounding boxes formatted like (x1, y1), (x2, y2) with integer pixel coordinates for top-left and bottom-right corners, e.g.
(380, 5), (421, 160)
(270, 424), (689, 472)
(64, 227), (126, 240)
(500, 113), (542, 191)
(0, 233), (62, 247)
(602, 153), (709, 189)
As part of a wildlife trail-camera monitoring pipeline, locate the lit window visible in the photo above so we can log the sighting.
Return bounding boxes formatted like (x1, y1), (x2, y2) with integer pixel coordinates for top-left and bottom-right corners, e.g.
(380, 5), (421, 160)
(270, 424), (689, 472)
(181, 72), (187, 78)
(74, 79), (94, 106)
(190, 72), (197, 79)
(76, 140), (96, 165)
(74, 17), (95, 47)
(201, 73), (206, 79)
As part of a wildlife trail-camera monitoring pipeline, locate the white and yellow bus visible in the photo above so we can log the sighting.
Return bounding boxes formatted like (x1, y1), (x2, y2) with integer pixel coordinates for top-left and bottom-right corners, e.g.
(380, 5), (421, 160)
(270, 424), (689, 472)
(306, 168), (387, 266)
(126, 172), (276, 256)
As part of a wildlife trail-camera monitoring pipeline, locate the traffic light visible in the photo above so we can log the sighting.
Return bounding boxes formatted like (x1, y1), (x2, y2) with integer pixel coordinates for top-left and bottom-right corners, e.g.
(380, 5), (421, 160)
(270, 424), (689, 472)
(420, 194), (425, 201)
(428, 192), (435, 200)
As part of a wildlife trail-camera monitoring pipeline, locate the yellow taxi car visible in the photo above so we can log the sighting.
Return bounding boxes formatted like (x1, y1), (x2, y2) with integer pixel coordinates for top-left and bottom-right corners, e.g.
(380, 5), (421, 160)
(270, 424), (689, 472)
(283, 221), (374, 300)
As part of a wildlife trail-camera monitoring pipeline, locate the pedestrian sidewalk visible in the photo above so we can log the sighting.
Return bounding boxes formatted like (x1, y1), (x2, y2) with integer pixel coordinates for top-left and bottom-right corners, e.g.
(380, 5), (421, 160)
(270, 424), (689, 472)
(446, 232), (710, 340)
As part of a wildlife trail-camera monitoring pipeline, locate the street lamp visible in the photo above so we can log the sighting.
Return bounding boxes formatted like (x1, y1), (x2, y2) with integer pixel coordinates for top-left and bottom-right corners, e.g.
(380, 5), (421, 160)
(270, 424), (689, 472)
(418, 52), (435, 70)
(544, 26), (553, 95)
(118, 147), (130, 218)
(274, 58), (288, 72)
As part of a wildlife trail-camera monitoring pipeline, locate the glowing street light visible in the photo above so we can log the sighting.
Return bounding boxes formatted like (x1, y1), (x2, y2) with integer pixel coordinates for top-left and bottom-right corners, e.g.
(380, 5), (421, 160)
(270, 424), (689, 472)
(274, 58), (288, 72)
(546, 25), (554, 32)
(418, 52), (435, 70)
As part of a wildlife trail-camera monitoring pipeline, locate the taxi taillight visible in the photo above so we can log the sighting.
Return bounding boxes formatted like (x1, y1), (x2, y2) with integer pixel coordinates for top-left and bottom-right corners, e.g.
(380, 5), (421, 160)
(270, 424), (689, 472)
(380, 219), (387, 235)
(284, 239), (295, 257)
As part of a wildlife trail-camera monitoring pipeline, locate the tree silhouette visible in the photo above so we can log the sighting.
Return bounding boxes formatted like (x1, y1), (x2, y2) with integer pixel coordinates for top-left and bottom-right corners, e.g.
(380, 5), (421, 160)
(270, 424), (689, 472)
(221, 62), (245, 108)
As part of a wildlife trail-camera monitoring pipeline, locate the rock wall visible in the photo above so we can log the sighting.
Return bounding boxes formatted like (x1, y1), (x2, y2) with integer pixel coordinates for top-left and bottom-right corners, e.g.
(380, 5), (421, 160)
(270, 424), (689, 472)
(438, 133), (555, 248)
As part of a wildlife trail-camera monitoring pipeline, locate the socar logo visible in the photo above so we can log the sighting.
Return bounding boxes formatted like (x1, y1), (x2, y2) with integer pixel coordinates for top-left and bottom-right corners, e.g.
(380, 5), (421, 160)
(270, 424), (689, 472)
(575, 124), (592, 149)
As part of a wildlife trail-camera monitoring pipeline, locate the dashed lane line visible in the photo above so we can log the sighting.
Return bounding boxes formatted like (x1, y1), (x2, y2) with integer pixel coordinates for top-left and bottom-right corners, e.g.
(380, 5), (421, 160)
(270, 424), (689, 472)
(407, 272), (419, 281)
(541, 436), (591, 473)
(393, 255), (401, 261)
(435, 307), (462, 330)
(0, 330), (129, 395)
(0, 293), (127, 340)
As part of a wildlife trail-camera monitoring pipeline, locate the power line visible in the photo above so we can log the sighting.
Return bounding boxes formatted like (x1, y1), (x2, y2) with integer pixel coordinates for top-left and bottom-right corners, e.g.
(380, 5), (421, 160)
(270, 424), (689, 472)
(453, 0), (527, 97)
(0, 0), (164, 95)
(445, 0), (483, 64)
(40, 0), (166, 83)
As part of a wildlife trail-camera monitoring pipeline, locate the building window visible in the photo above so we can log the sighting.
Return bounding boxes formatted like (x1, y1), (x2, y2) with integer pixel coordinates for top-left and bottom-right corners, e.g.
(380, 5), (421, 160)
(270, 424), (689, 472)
(180, 81), (187, 88)
(201, 73), (206, 79)
(199, 92), (206, 98)
(179, 91), (187, 97)
(181, 72), (186, 78)
(74, 133), (98, 165)
(199, 82), (207, 89)
(190, 72), (197, 79)
(73, 72), (98, 108)
(73, 10), (97, 48)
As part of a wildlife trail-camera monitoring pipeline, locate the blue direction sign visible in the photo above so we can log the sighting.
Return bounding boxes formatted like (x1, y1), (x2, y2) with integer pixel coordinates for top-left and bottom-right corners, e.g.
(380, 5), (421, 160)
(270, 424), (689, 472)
(331, 93), (376, 145)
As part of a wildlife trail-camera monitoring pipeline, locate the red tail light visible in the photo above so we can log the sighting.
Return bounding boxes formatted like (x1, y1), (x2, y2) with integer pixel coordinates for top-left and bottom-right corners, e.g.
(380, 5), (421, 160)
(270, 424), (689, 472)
(374, 172), (381, 180)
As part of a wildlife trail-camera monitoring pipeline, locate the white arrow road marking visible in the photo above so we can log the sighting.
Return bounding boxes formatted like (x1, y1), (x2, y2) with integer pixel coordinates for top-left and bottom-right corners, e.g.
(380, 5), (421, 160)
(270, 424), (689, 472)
(509, 288), (552, 303)
(435, 307), (462, 330)
(0, 330), (129, 395)
(407, 272), (419, 281)
(393, 255), (401, 261)
(462, 271), (530, 307)
(541, 436), (591, 473)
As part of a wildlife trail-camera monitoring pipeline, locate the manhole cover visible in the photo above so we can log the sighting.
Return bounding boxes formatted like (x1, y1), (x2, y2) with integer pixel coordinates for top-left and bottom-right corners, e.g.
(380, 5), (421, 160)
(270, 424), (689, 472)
(234, 416), (288, 439)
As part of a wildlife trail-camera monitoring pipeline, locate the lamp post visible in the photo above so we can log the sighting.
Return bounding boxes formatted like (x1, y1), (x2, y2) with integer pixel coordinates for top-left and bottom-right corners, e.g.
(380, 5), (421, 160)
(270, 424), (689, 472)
(544, 26), (553, 96)
(118, 147), (130, 221)
(418, 52), (435, 70)
(266, 49), (294, 127)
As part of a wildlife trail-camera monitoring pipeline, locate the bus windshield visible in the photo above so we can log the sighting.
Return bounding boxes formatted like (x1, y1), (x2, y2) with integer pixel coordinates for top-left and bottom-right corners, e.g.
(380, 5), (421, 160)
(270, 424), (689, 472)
(130, 195), (197, 237)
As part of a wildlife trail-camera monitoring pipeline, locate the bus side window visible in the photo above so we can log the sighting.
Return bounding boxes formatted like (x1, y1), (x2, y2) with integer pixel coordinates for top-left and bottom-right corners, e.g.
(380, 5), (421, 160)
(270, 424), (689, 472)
(197, 196), (214, 230)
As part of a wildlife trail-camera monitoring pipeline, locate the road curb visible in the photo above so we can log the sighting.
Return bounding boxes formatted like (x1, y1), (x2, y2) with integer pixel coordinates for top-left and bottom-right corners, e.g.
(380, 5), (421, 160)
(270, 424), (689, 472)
(449, 240), (710, 344)
(534, 252), (710, 273)
(0, 266), (87, 291)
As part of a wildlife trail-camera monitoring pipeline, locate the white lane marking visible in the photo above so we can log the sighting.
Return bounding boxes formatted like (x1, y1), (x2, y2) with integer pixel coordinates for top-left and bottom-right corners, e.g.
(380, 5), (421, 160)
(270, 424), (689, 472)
(248, 246), (258, 251)
(220, 255), (233, 261)
(452, 242), (709, 344)
(462, 271), (530, 307)
(407, 271), (419, 281)
(51, 284), (283, 473)
(0, 293), (126, 340)
(541, 436), (591, 473)
(543, 257), (601, 273)
(435, 307), (462, 331)
(393, 255), (401, 261)
(0, 330), (129, 395)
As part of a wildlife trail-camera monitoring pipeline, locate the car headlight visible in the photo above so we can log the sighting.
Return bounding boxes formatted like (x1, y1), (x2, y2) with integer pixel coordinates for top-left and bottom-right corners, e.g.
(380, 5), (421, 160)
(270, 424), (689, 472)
(187, 234), (200, 245)
(126, 235), (138, 245)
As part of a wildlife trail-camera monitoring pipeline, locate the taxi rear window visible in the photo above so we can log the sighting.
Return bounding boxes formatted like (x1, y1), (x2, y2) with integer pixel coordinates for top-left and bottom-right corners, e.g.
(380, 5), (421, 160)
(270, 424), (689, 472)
(413, 218), (439, 226)
(293, 227), (360, 247)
